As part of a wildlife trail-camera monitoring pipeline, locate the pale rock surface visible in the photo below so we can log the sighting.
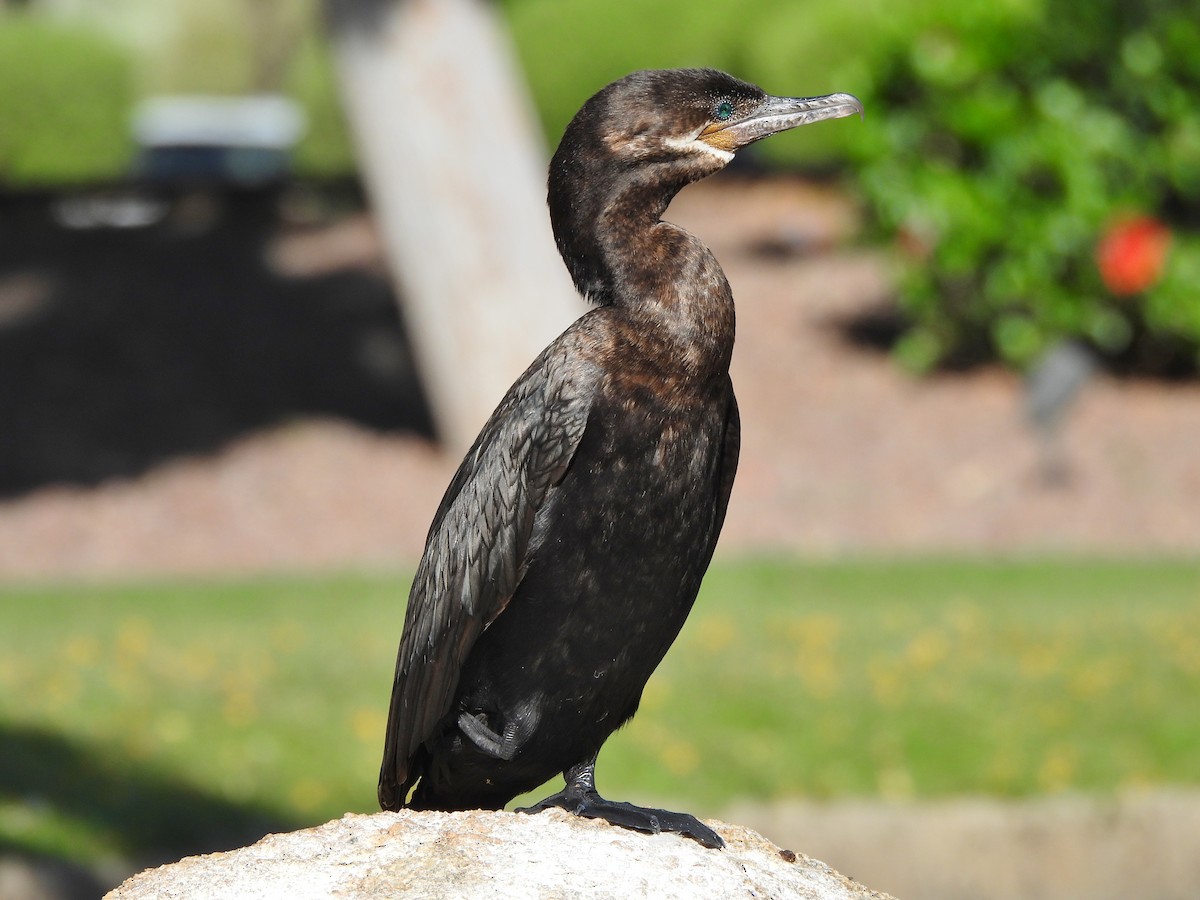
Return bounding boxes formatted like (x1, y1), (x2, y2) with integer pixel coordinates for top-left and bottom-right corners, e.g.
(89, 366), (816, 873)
(104, 808), (896, 900)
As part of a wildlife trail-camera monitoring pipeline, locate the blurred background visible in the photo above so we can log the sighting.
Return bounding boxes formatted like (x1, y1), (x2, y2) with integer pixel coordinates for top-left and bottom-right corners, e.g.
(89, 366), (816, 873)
(1, 0), (1198, 898)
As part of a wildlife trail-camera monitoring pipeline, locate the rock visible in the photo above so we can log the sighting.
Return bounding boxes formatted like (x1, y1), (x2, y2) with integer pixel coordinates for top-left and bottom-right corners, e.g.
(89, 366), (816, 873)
(104, 808), (896, 900)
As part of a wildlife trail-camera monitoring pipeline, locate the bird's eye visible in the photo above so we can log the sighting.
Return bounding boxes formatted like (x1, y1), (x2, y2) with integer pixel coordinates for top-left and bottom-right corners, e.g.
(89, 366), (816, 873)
(714, 101), (734, 121)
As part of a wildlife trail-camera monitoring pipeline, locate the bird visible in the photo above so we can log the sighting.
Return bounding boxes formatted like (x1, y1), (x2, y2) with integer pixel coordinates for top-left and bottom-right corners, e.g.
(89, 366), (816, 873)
(378, 68), (862, 849)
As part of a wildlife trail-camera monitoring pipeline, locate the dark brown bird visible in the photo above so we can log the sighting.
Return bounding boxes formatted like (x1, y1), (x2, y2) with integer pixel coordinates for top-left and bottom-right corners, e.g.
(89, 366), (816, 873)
(379, 68), (862, 848)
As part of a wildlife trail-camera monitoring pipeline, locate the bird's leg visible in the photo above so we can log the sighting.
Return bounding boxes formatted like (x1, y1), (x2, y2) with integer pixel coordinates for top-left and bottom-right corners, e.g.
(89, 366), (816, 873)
(517, 754), (724, 849)
(457, 712), (521, 760)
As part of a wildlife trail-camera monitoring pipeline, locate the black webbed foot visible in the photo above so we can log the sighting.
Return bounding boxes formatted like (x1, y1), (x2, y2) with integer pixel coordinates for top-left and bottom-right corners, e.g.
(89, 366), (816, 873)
(520, 788), (725, 849)
(516, 756), (723, 849)
(457, 712), (520, 760)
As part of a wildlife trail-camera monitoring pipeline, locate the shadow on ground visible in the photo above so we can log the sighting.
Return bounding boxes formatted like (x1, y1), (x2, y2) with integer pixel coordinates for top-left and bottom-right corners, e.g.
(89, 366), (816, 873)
(0, 185), (433, 499)
(0, 723), (301, 892)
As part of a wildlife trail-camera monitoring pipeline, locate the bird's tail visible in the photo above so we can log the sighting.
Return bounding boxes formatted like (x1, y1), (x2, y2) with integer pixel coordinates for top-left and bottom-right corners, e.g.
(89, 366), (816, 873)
(378, 731), (421, 810)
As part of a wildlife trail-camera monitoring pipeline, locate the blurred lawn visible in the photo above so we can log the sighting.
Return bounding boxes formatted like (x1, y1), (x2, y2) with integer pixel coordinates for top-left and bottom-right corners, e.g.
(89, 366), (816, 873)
(2, 559), (1199, 867)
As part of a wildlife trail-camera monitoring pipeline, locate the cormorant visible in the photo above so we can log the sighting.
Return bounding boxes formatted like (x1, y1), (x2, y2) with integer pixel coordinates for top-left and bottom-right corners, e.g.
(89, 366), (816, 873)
(379, 68), (862, 849)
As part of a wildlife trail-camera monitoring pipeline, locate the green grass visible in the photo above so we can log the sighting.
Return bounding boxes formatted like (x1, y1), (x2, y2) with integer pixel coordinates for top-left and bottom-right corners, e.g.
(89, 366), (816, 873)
(626, 560), (1200, 805)
(2, 559), (1199, 868)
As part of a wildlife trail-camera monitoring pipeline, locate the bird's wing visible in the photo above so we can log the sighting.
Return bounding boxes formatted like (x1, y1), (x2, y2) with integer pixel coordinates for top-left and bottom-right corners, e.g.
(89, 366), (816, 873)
(712, 386), (740, 535)
(378, 338), (595, 808)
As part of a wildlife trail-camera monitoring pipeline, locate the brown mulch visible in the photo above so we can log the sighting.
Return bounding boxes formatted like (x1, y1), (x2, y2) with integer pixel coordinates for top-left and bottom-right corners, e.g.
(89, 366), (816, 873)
(2, 177), (1199, 580)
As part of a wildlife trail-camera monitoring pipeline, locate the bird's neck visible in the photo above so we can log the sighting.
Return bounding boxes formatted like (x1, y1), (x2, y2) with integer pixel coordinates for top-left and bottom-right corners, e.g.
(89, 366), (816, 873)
(552, 170), (736, 379)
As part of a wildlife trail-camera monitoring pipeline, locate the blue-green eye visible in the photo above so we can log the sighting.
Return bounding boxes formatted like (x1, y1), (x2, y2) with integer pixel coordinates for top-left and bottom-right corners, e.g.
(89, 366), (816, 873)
(714, 101), (734, 121)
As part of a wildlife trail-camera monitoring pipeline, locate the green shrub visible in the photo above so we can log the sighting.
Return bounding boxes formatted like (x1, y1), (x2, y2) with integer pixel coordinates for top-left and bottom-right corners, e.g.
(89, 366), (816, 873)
(848, 0), (1200, 372)
(0, 17), (135, 186)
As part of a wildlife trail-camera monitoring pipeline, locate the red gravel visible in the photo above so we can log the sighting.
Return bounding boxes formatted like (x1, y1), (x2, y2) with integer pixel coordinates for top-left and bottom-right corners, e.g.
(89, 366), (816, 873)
(3, 178), (1198, 580)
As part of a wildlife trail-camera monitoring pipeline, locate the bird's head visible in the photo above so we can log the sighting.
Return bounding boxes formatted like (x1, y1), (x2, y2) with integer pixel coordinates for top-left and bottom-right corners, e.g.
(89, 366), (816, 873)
(549, 69), (862, 302)
(554, 69), (862, 184)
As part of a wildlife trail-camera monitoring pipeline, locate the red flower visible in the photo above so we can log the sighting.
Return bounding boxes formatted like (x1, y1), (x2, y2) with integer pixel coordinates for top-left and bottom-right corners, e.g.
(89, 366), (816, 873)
(1096, 215), (1172, 296)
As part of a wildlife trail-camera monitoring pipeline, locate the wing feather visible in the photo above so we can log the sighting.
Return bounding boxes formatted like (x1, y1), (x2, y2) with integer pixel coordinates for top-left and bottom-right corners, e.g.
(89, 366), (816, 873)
(378, 339), (594, 809)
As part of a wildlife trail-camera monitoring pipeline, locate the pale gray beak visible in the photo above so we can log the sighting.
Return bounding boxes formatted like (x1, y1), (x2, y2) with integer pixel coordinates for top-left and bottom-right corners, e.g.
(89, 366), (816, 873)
(701, 92), (864, 151)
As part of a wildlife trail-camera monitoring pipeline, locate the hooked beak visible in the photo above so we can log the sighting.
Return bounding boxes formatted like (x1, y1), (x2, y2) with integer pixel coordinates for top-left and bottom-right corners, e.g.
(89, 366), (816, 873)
(700, 92), (864, 153)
